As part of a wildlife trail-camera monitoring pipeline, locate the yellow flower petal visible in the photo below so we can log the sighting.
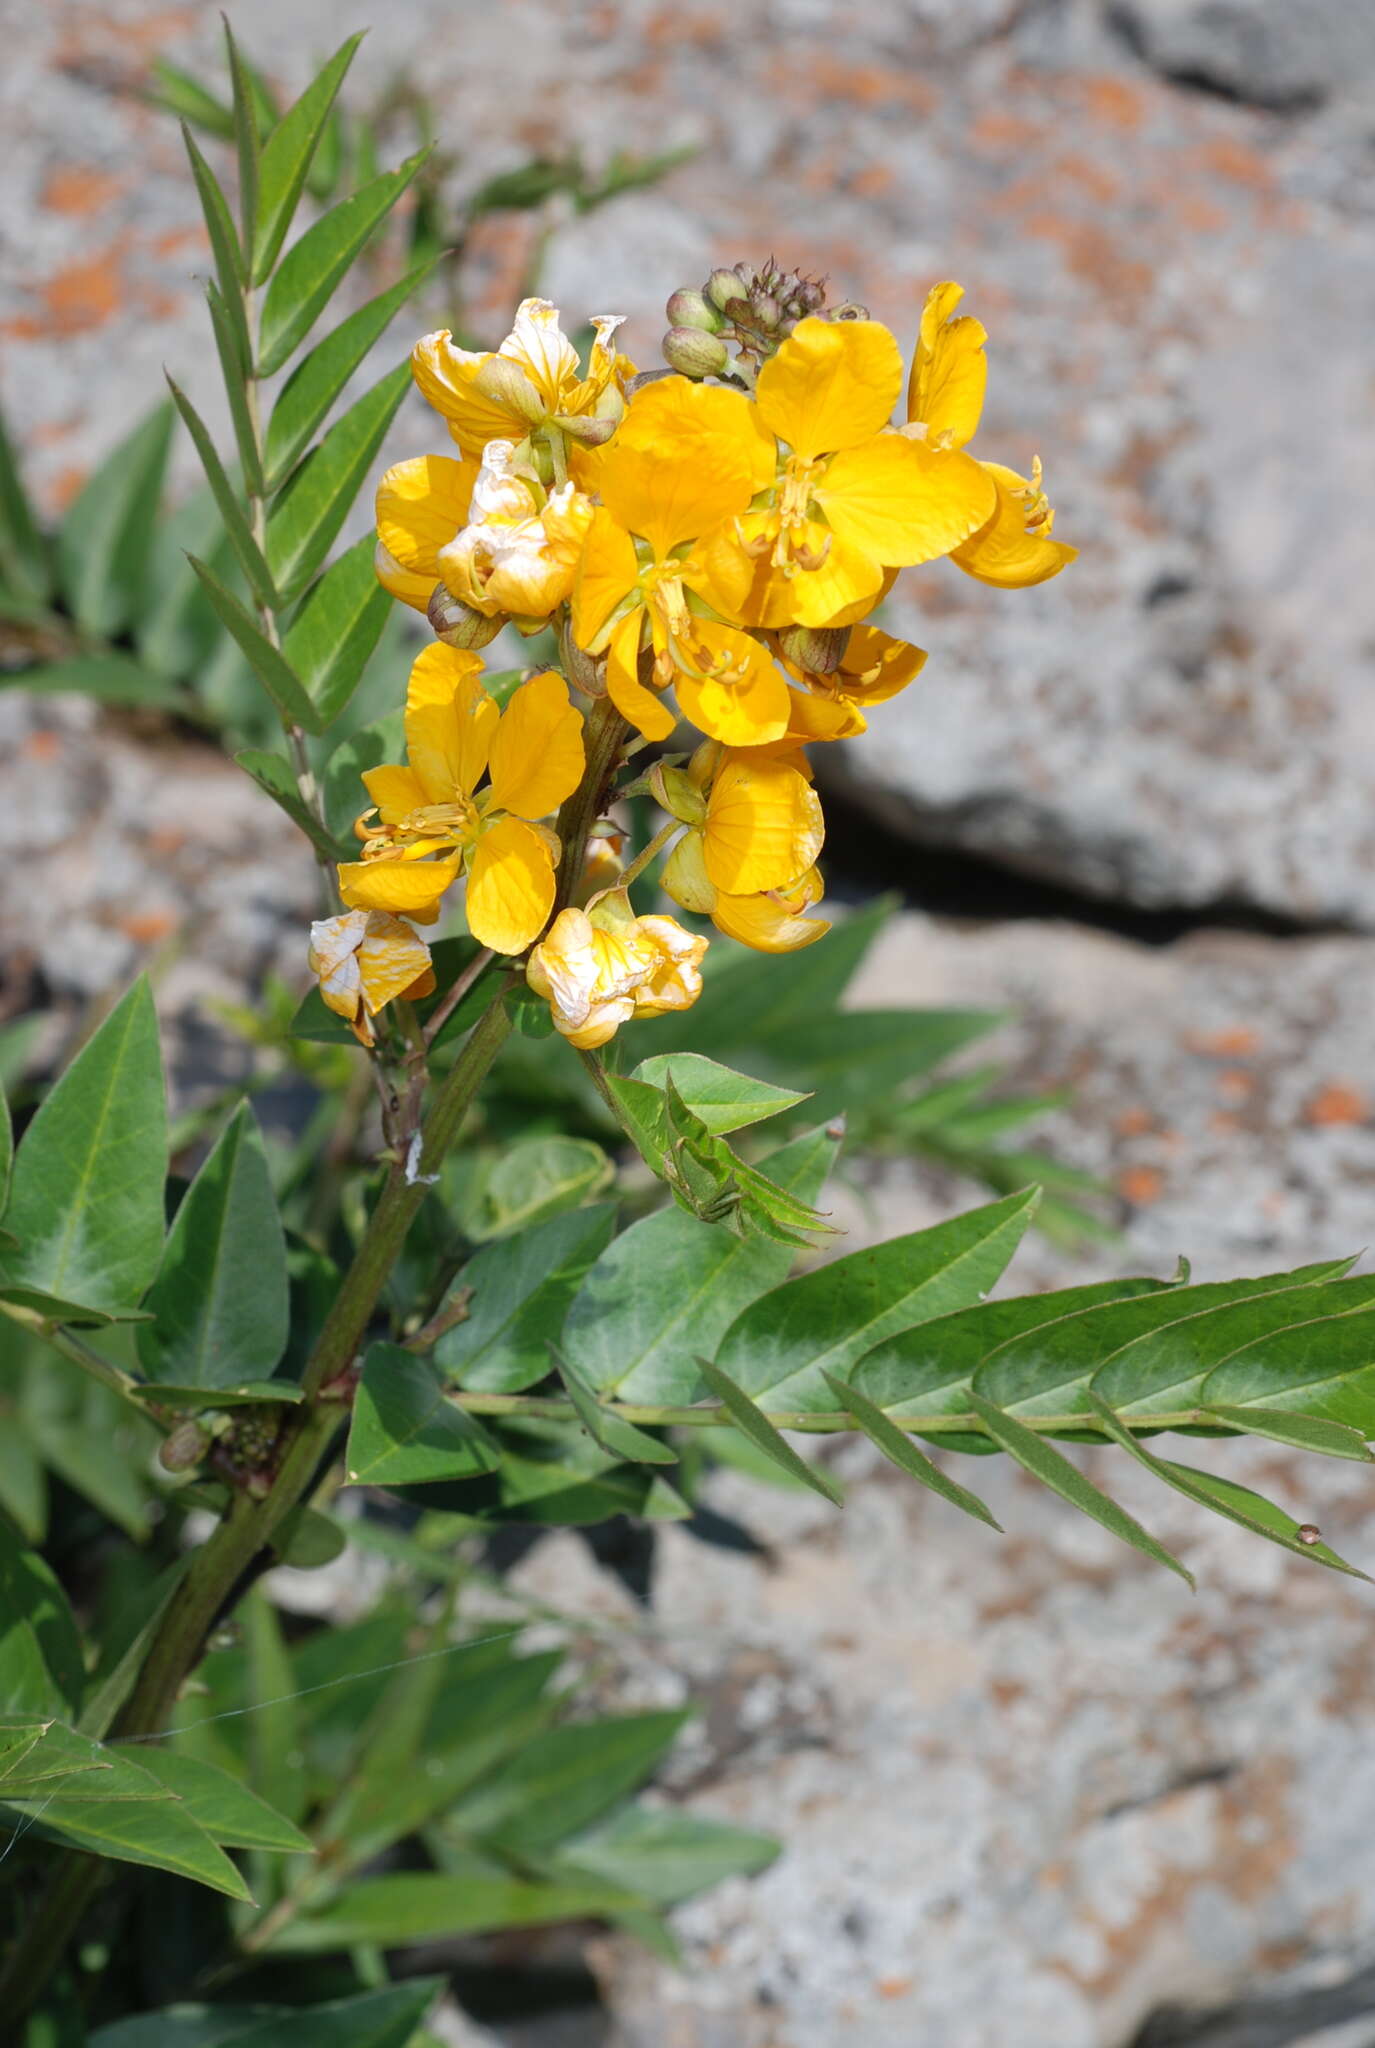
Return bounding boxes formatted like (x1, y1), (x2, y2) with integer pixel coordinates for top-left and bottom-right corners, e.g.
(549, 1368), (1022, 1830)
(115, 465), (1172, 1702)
(815, 434), (997, 569)
(781, 520), (886, 630)
(661, 829), (717, 914)
(486, 669), (585, 819)
(711, 867), (830, 953)
(404, 645), (497, 803)
(572, 505), (641, 647)
(375, 540), (436, 613)
(588, 378), (774, 558)
(840, 625), (928, 703)
(337, 855), (462, 919)
(356, 912), (437, 1013)
(411, 331), (526, 457)
(906, 282), (987, 449)
(952, 461), (1078, 589)
(606, 607), (677, 742)
(505, 298), (581, 409)
(375, 454), (477, 574)
(465, 815), (556, 954)
(673, 620), (791, 748)
(702, 754), (825, 895)
(361, 764), (429, 823)
(755, 318), (903, 460)
(632, 915), (708, 1018)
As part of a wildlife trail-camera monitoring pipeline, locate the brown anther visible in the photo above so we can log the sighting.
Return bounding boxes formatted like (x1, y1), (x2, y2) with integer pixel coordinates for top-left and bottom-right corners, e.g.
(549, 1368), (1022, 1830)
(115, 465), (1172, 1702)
(792, 536), (832, 573)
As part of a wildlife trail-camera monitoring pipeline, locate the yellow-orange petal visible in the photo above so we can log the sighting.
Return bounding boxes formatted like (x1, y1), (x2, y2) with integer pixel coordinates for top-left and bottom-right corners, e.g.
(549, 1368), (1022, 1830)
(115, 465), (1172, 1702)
(840, 625), (928, 704)
(673, 620), (791, 748)
(702, 754), (825, 895)
(487, 669), (585, 820)
(361, 764), (429, 823)
(755, 318), (903, 460)
(375, 453), (477, 574)
(782, 520), (886, 631)
(464, 815), (556, 954)
(337, 855), (462, 918)
(952, 461), (1078, 589)
(906, 282), (987, 449)
(572, 505), (640, 647)
(405, 644), (497, 803)
(815, 433), (997, 570)
(411, 331), (526, 457)
(375, 540), (436, 613)
(587, 378), (775, 559)
(711, 867), (830, 952)
(606, 607), (677, 743)
(661, 829), (717, 914)
(356, 912), (437, 1013)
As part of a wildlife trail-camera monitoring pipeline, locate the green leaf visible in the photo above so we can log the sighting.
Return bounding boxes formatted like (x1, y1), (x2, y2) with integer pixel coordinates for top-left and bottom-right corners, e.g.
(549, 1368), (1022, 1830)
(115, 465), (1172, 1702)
(663, 896), (893, 1052)
(257, 150), (430, 373)
(437, 1203), (617, 1392)
(243, 1589), (306, 1824)
(57, 403), (174, 636)
(166, 375), (277, 609)
(253, 33), (367, 285)
(131, 1380), (304, 1412)
(853, 1276), (1178, 1419)
(268, 1861), (641, 1951)
(715, 1187), (1040, 1414)
(180, 126), (250, 369)
(777, 1008), (1006, 1124)
(347, 1344), (502, 1486)
(0, 1080), (11, 1224)
(136, 1103), (288, 1390)
(1197, 1297), (1375, 1435)
(90, 1982), (443, 2048)
(13, 1781), (252, 1900)
(556, 1354), (677, 1466)
(135, 481), (233, 679)
(0, 1526), (84, 1717)
(461, 1133), (613, 1242)
(630, 1054), (807, 1134)
(695, 1355), (843, 1506)
(265, 362), (411, 599)
(265, 256), (440, 487)
(0, 1718), (158, 1798)
(558, 1801), (779, 1907)
(821, 1370), (1003, 1530)
(451, 1711), (689, 1854)
(222, 18), (260, 264)
(322, 708), (403, 841)
(0, 404), (50, 602)
(0, 653), (186, 710)
(187, 553), (323, 732)
(135, 1744), (311, 1851)
(281, 532), (392, 726)
(205, 282), (265, 495)
(147, 60), (234, 139)
(966, 1389), (1193, 1586)
(235, 749), (345, 860)
(1084, 1392), (1370, 1579)
(0, 979), (166, 1317)
(1203, 1405), (1372, 1460)
(562, 1123), (840, 1405)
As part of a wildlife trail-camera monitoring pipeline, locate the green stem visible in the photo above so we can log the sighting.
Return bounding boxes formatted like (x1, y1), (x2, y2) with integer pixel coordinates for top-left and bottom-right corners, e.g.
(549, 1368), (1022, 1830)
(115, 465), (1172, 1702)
(619, 818), (681, 891)
(554, 694), (627, 912)
(0, 1299), (141, 1403)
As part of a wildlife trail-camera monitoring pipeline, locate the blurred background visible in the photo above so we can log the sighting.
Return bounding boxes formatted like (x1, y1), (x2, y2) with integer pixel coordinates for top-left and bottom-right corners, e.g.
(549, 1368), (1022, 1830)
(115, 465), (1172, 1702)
(4, 1), (1375, 2043)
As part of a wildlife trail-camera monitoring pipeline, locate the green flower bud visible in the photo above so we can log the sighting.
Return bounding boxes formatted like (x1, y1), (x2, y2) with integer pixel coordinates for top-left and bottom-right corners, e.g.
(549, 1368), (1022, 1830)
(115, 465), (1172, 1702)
(473, 353), (547, 424)
(428, 585), (507, 650)
(648, 760), (707, 825)
(778, 623), (851, 675)
(666, 289), (723, 333)
(159, 1420), (210, 1474)
(663, 326), (729, 378)
(706, 267), (749, 314)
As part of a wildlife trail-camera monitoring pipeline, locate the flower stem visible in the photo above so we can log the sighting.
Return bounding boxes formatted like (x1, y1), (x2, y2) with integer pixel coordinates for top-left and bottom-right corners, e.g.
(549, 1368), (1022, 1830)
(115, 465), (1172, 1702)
(554, 694), (627, 912)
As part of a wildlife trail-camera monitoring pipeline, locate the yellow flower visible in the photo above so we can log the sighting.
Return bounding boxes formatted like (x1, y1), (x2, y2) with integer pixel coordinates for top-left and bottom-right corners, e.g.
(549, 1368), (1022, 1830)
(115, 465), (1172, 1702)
(698, 317), (997, 631)
(771, 622), (928, 740)
(571, 378), (789, 748)
(906, 282), (1077, 589)
(374, 453), (478, 612)
(527, 900), (707, 1049)
(656, 743), (828, 952)
(307, 909), (435, 1048)
(336, 647), (584, 953)
(437, 440), (594, 624)
(412, 300), (633, 460)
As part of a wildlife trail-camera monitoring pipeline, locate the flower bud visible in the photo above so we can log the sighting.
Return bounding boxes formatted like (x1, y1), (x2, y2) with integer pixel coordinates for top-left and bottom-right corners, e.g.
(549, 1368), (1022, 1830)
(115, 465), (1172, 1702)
(778, 622), (851, 675)
(560, 617), (608, 697)
(751, 291), (782, 332)
(555, 411), (619, 445)
(428, 584), (507, 649)
(159, 1420), (210, 1474)
(829, 300), (870, 322)
(706, 267), (748, 315)
(666, 288), (723, 333)
(648, 760), (707, 825)
(473, 353), (547, 425)
(662, 326), (729, 379)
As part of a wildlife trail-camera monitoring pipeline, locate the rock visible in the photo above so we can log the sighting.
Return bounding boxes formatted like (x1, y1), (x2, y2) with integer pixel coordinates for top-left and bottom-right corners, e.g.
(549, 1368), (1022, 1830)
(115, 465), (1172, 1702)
(1109, 0), (1375, 109)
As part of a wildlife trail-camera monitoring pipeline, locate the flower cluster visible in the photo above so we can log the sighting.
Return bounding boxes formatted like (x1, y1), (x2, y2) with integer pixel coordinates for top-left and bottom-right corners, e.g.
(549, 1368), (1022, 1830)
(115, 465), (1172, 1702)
(313, 273), (1074, 1049)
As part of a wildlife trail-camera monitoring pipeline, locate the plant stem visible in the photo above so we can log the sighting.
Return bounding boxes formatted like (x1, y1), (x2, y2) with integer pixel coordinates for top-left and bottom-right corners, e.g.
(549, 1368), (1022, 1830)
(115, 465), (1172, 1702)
(0, 992), (514, 2025)
(424, 946), (496, 1046)
(0, 1300), (140, 1403)
(619, 818), (681, 890)
(553, 694), (627, 912)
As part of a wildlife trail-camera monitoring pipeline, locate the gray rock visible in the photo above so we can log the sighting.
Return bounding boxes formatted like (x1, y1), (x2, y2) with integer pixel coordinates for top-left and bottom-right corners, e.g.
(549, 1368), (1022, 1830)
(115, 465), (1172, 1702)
(1109, 0), (1375, 108)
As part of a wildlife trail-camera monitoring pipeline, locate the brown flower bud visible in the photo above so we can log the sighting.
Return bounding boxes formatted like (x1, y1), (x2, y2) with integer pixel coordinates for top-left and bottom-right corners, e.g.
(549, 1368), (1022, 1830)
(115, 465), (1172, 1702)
(778, 622), (851, 675)
(663, 326), (729, 378)
(159, 1420), (210, 1474)
(428, 584), (507, 650)
(829, 300), (870, 322)
(666, 288), (724, 333)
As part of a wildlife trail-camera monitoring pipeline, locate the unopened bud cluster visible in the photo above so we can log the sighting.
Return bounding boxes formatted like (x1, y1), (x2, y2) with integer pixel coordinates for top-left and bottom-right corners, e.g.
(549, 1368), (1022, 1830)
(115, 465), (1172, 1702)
(663, 258), (853, 381)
